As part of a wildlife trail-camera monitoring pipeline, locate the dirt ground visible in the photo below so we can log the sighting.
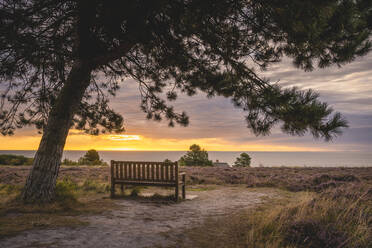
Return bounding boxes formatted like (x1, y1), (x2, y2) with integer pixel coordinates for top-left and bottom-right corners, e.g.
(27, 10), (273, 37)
(2, 165), (369, 247)
(0, 185), (271, 248)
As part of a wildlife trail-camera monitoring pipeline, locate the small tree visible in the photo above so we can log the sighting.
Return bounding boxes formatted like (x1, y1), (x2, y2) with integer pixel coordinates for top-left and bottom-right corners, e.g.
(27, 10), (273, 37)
(179, 144), (213, 167)
(78, 149), (105, 166)
(83, 149), (100, 162)
(234, 153), (251, 167)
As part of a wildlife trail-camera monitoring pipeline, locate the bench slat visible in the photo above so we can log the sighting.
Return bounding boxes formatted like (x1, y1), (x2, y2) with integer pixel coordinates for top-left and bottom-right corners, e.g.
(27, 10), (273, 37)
(116, 163), (119, 179)
(142, 163), (146, 180)
(156, 164), (160, 181)
(165, 164), (169, 181)
(120, 163), (123, 179)
(129, 163), (132, 179)
(138, 163), (141, 180)
(170, 165), (174, 181)
(146, 164), (150, 180)
(112, 161), (180, 183)
(160, 164), (164, 181)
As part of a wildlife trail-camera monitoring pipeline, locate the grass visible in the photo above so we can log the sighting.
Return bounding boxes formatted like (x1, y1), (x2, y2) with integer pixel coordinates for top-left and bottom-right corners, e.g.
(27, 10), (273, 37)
(112, 186), (183, 203)
(1, 166), (371, 246)
(181, 183), (371, 248)
(188, 185), (216, 191)
(0, 178), (116, 238)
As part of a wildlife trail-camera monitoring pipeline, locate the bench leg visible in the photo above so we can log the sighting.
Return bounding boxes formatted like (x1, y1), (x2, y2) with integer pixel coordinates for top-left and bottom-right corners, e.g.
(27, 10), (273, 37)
(120, 183), (125, 195)
(175, 184), (179, 202)
(182, 184), (186, 200)
(110, 181), (115, 198)
(182, 174), (186, 199)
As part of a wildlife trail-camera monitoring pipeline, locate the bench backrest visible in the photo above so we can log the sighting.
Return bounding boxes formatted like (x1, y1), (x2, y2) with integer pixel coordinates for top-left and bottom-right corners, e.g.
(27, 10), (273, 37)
(111, 160), (179, 182)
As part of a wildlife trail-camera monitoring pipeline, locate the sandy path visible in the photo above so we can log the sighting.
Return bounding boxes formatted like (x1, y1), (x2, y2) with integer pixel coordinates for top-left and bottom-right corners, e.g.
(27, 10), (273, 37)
(0, 186), (271, 248)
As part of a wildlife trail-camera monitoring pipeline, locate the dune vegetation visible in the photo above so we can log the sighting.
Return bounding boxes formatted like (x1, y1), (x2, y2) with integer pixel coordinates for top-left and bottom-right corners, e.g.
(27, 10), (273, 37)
(0, 165), (371, 247)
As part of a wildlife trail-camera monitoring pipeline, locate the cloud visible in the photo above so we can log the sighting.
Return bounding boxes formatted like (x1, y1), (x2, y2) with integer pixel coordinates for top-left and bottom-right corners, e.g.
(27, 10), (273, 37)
(112, 54), (372, 151)
(2, 53), (371, 151)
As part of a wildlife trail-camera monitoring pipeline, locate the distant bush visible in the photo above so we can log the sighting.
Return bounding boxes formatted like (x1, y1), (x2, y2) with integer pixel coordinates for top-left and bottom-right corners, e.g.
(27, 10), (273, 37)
(234, 153), (251, 167)
(0, 154), (33, 165)
(179, 144), (213, 166)
(61, 158), (79, 166)
(61, 149), (107, 166)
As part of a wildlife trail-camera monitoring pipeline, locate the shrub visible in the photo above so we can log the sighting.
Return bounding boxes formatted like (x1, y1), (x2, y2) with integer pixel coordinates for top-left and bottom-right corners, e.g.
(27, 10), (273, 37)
(82, 179), (109, 193)
(0, 154), (33, 165)
(78, 149), (107, 166)
(0, 184), (22, 195)
(179, 144), (213, 166)
(61, 150), (108, 166)
(234, 153), (251, 167)
(61, 158), (78, 166)
(130, 187), (141, 197)
(55, 177), (78, 202)
(285, 219), (347, 248)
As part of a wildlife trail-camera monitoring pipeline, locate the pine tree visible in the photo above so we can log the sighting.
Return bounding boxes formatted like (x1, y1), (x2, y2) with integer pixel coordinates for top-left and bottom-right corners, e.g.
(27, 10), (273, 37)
(234, 153), (251, 167)
(1, 0), (370, 202)
(179, 144), (213, 166)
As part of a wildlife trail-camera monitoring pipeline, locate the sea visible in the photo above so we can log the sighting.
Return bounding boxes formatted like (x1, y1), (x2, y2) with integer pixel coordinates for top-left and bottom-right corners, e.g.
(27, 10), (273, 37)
(0, 150), (371, 167)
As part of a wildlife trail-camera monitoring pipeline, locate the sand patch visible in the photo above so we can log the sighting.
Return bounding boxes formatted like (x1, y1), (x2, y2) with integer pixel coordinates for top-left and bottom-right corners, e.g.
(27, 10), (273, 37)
(0, 186), (271, 248)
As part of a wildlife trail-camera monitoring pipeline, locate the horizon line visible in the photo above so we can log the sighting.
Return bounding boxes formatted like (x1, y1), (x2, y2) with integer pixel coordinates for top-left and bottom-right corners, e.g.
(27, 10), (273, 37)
(0, 149), (361, 152)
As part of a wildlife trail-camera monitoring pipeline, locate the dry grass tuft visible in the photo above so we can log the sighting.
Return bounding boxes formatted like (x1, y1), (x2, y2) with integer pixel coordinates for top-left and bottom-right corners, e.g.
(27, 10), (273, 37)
(0, 178), (116, 238)
(183, 184), (371, 248)
(1, 166), (371, 245)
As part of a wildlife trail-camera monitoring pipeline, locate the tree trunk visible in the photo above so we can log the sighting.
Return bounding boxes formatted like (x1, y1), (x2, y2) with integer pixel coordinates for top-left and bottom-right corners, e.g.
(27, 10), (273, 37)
(22, 60), (92, 203)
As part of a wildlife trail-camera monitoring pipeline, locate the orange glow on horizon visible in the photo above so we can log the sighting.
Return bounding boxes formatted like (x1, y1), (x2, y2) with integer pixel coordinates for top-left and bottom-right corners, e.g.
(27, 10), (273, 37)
(108, 135), (141, 141)
(0, 130), (331, 152)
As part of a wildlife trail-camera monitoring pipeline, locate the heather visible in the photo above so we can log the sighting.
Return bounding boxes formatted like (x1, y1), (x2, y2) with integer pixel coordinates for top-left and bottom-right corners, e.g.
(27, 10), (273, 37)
(0, 165), (371, 247)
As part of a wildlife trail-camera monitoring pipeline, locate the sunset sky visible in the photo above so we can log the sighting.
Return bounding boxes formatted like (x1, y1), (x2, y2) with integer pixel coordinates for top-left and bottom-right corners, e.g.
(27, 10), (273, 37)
(2, 54), (372, 152)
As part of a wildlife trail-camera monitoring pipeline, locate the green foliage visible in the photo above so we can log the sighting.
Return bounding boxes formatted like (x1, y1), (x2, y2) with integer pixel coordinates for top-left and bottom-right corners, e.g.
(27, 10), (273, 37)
(61, 150), (107, 166)
(81, 179), (109, 193)
(179, 144), (213, 167)
(163, 159), (173, 163)
(61, 158), (78, 166)
(130, 187), (141, 197)
(1, 1), (370, 138)
(78, 149), (104, 165)
(55, 178), (78, 203)
(83, 149), (100, 162)
(0, 154), (33, 165)
(55, 178), (109, 202)
(0, 184), (22, 195)
(234, 153), (251, 167)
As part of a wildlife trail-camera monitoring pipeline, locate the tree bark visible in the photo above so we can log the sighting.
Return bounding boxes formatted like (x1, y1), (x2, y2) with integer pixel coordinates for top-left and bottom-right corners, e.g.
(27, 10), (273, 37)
(22, 60), (92, 203)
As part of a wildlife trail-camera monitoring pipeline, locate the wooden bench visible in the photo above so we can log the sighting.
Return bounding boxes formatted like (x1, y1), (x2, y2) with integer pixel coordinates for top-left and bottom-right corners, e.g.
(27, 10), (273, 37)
(110, 160), (186, 201)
